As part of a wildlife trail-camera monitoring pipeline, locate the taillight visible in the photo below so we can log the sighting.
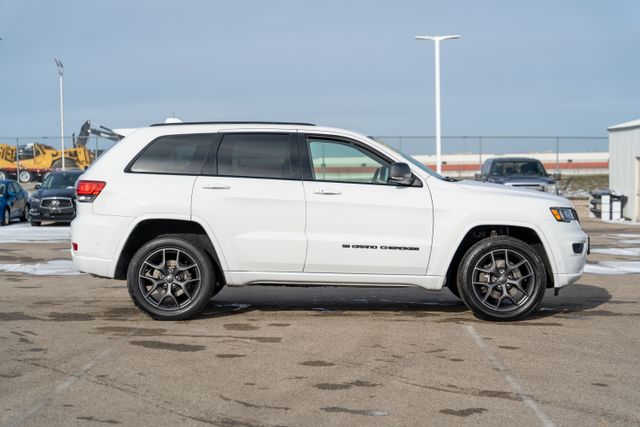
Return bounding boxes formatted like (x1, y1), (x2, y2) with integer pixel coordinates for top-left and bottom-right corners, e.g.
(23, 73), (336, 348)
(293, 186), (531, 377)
(76, 180), (106, 202)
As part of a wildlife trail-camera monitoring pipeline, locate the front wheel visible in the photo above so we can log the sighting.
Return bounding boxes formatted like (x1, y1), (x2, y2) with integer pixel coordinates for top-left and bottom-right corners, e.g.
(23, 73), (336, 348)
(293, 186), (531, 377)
(1, 209), (9, 226)
(127, 236), (216, 320)
(457, 236), (547, 321)
(20, 205), (29, 222)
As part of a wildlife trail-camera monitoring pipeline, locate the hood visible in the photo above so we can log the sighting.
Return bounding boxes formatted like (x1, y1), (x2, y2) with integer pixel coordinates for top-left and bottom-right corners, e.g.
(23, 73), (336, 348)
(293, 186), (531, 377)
(487, 175), (554, 184)
(32, 187), (76, 199)
(455, 179), (569, 205)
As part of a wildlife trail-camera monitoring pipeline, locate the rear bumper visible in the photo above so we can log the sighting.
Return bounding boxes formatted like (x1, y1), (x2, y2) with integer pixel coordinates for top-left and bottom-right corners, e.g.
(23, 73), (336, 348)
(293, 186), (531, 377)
(71, 204), (132, 278)
(72, 253), (115, 278)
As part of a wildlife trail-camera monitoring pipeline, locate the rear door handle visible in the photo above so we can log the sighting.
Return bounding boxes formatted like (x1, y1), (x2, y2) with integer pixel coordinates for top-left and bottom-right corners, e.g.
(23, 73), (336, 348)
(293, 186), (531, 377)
(202, 185), (231, 190)
(314, 189), (342, 195)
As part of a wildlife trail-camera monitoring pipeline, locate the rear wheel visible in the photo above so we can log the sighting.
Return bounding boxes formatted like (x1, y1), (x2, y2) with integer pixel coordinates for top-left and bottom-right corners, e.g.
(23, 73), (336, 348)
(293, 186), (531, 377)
(127, 236), (216, 320)
(1, 209), (9, 226)
(457, 236), (546, 321)
(18, 170), (32, 183)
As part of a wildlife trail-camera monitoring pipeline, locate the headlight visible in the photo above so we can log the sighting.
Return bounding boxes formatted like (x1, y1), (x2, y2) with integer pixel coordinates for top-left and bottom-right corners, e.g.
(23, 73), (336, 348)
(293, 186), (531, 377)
(546, 184), (557, 194)
(550, 207), (578, 223)
(29, 197), (41, 207)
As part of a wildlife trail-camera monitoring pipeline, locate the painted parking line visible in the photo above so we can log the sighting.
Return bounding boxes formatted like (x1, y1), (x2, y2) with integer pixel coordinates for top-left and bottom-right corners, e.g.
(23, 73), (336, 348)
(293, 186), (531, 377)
(464, 325), (554, 427)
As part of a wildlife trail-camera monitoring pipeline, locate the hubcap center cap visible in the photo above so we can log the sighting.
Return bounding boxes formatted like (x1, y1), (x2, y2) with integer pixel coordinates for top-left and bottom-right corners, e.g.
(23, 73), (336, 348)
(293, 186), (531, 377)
(165, 274), (174, 283)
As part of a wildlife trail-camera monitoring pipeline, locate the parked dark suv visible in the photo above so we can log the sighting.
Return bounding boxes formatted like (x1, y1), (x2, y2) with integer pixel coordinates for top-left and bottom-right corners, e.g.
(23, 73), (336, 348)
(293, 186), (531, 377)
(29, 169), (83, 226)
(476, 157), (558, 194)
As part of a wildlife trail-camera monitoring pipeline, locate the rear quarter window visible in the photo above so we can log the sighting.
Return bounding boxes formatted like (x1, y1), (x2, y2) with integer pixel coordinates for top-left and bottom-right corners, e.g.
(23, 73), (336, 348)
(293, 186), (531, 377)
(129, 134), (212, 175)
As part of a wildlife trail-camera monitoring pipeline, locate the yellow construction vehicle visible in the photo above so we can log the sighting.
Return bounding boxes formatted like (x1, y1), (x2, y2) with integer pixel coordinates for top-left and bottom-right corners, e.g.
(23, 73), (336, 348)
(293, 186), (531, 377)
(0, 144), (18, 180)
(1, 121), (95, 182)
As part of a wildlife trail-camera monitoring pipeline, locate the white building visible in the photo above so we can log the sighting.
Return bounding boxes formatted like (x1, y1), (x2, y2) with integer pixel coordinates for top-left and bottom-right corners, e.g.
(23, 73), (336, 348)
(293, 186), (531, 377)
(608, 118), (640, 221)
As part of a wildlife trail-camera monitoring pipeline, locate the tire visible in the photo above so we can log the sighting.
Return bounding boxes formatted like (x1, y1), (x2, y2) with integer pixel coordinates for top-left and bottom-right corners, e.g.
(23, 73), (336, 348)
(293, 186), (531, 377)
(1, 209), (9, 226)
(18, 170), (32, 183)
(30, 220), (41, 227)
(51, 158), (78, 169)
(127, 236), (216, 320)
(457, 236), (547, 321)
(20, 205), (29, 222)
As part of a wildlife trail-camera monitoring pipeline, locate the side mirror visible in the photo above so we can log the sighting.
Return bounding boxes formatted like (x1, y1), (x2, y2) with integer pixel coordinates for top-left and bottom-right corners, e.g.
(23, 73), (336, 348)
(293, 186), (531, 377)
(474, 172), (481, 181)
(34, 184), (41, 189)
(388, 162), (414, 186)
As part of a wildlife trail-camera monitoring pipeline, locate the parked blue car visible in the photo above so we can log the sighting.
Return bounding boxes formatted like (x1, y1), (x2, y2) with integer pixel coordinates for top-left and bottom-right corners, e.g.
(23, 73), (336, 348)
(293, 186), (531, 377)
(0, 179), (29, 226)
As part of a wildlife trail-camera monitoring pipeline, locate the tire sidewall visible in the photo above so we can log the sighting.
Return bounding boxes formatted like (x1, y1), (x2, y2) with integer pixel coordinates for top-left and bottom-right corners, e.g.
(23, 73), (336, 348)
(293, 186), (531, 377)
(19, 171), (31, 183)
(1, 209), (8, 226)
(127, 236), (215, 320)
(458, 237), (547, 321)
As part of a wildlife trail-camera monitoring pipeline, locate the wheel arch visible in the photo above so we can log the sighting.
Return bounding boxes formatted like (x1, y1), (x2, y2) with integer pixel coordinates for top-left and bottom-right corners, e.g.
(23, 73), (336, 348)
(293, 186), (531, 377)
(444, 223), (556, 291)
(113, 218), (226, 286)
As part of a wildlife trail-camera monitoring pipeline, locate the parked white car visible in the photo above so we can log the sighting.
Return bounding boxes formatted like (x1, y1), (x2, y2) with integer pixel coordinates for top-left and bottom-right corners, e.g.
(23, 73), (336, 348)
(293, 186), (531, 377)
(71, 122), (588, 321)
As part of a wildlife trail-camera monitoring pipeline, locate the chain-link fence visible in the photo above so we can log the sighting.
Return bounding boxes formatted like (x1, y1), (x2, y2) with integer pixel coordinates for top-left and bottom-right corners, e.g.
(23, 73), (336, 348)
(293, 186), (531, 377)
(0, 134), (608, 183)
(0, 135), (117, 182)
(374, 136), (608, 157)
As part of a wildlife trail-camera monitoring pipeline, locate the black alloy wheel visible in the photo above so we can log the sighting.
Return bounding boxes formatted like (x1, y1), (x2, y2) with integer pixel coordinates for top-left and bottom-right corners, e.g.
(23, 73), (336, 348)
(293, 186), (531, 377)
(127, 236), (216, 320)
(457, 236), (547, 321)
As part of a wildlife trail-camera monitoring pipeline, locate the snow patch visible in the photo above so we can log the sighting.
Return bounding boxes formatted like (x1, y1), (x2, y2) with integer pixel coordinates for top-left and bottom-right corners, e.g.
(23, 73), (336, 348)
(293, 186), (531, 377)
(610, 233), (640, 239)
(584, 261), (640, 275)
(590, 247), (640, 257)
(0, 223), (70, 243)
(0, 259), (82, 276)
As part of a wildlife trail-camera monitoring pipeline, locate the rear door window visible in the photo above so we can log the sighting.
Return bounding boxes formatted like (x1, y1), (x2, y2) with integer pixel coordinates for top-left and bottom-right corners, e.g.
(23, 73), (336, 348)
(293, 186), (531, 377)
(129, 134), (213, 175)
(216, 133), (298, 179)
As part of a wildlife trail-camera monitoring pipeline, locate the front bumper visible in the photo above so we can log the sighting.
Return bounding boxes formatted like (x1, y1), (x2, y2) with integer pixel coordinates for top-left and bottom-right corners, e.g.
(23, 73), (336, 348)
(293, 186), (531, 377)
(30, 207), (76, 222)
(544, 220), (588, 288)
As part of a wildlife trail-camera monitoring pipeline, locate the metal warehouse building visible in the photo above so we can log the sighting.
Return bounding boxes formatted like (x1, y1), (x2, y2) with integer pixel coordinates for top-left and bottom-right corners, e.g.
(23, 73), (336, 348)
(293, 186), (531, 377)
(608, 118), (640, 221)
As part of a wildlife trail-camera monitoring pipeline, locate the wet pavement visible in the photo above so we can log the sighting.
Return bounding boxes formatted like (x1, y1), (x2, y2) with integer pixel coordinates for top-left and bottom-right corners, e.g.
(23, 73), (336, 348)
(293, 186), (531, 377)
(1, 203), (639, 426)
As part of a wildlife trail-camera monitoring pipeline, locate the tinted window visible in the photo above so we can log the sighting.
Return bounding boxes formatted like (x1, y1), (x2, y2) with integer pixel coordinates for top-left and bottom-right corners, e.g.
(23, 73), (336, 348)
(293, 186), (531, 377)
(490, 160), (546, 177)
(42, 172), (82, 189)
(308, 139), (390, 184)
(130, 134), (212, 175)
(217, 133), (295, 179)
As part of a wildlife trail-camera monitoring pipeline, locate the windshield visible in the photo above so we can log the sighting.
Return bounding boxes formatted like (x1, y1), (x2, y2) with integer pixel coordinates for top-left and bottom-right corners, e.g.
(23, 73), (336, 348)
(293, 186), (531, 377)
(42, 172), (82, 189)
(369, 137), (445, 180)
(490, 160), (547, 177)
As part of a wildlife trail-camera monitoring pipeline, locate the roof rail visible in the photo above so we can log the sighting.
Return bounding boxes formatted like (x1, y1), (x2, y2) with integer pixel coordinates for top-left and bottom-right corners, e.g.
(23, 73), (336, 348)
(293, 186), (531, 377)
(149, 121), (316, 127)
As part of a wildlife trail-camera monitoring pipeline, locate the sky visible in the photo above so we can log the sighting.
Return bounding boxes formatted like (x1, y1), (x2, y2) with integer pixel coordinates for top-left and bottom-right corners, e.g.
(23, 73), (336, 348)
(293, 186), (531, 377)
(0, 0), (639, 143)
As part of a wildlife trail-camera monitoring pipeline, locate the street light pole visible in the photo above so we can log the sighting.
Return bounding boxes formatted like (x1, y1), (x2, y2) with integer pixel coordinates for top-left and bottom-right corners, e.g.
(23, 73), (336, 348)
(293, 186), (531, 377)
(54, 58), (65, 170)
(415, 35), (460, 175)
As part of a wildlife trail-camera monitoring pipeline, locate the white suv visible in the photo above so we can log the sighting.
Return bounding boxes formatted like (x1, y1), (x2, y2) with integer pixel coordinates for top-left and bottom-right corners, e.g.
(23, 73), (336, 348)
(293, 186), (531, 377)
(71, 122), (588, 321)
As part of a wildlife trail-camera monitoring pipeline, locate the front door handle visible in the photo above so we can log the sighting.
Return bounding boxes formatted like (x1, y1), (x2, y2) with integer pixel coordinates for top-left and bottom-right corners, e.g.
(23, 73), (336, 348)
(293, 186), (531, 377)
(314, 189), (342, 195)
(202, 185), (231, 190)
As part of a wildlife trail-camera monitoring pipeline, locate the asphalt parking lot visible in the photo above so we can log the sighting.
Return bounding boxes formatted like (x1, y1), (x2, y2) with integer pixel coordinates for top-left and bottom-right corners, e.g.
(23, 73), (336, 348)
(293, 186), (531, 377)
(1, 204), (639, 426)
